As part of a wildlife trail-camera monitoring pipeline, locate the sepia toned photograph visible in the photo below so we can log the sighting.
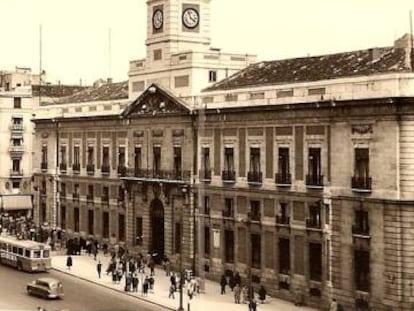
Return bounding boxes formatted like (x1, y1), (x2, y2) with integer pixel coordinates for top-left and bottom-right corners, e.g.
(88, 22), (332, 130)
(1, 1), (414, 310)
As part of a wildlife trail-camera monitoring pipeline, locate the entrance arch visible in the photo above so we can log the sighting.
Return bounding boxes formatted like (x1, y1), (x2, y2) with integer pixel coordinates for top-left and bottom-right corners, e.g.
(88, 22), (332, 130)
(150, 198), (164, 263)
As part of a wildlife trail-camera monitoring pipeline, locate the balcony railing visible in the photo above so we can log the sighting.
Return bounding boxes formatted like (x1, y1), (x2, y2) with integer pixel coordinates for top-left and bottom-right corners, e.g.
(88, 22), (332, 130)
(101, 196), (109, 206)
(72, 193), (80, 201)
(59, 163), (67, 173)
(351, 176), (372, 191)
(117, 166), (127, 177)
(41, 162), (48, 171)
(247, 171), (263, 184)
(101, 164), (110, 175)
(250, 212), (261, 222)
(59, 192), (66, 201)
(86, 164), (95, 175)
(306, 174), (324, 188)
(306, 217), (322, 230)
(276, 215), (290, 226)
(10, 124), (24, 137)
(222, 210), (234, 218)
(199, 169), (212, 181)
(9, 145), (24, 153)
(126, 168), (191, 182)
(352, 225), (370, 237)
(275, 173), (291, 186)
(86, 195), (94, 204)
(72, 163), (80, 173)
(222, 170), (236, 182)
(10, 169), (23, 177)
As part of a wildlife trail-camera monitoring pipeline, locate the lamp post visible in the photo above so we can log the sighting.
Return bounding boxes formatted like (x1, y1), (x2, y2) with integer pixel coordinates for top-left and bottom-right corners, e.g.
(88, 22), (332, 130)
(177, 187), (187, 311)
(246, 211), (253, 307)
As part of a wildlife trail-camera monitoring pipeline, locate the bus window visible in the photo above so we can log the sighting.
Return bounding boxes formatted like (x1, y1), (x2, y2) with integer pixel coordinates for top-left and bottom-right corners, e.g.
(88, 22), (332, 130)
(7, 245), (11, 252)
(18, 248), (23, 255)
(33, 251), (41, 258)
(43, 250), (50, 258)
(0, 243), (5, 250)
(12, 246), (17, 253)
(25, 250), (31, 257)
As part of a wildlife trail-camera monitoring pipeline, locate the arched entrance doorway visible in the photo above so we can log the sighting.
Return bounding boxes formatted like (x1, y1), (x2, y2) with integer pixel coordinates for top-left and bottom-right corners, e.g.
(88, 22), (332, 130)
(150, 198), (164, 264)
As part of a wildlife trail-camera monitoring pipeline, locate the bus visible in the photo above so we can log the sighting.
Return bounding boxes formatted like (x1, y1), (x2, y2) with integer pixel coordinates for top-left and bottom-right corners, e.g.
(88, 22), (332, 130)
(0, 235), (51, 272)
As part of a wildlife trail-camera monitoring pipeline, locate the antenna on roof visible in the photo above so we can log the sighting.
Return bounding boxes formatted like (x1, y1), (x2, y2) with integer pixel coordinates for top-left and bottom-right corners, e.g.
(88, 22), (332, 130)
(108, 27), (112, 80)
(39, 24), (42, 106)
(410, 10), (414, 71)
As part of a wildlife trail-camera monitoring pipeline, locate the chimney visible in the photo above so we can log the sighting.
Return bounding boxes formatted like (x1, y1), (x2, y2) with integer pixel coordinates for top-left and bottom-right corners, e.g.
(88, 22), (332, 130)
(107, 78), (113, 84)
(394, 34), (414, 70)
(369, 48), (382, 62)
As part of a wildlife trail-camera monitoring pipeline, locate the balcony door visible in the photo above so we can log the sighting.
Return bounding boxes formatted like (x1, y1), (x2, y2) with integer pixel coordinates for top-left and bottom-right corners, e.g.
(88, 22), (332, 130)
(150, 198), (164, 264)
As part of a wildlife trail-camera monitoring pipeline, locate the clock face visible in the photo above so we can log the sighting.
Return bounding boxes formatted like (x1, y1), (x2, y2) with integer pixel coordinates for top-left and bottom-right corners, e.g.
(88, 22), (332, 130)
(182, 8), (199, 29)
(153, 9), (163, 30)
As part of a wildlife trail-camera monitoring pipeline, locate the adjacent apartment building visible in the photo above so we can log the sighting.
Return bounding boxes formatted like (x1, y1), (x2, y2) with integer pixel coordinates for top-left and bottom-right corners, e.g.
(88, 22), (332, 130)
(31, 0), (414, 310)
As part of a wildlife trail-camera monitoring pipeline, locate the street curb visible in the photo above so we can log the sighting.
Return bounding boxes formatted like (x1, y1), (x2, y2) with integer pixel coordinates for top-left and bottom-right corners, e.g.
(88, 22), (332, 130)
(51, 267), (175, 311)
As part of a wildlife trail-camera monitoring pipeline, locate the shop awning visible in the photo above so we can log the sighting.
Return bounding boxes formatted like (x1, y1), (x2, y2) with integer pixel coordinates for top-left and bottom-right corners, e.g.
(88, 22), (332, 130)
(2, 195), (32, 210)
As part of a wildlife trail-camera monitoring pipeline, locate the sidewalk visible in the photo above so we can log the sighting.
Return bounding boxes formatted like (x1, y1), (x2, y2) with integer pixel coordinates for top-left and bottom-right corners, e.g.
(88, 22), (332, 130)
(51, 253), (317, 311)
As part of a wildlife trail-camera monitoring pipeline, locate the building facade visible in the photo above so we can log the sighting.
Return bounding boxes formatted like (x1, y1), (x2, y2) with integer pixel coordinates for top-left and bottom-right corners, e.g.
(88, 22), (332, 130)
(30, 0), (414, 310)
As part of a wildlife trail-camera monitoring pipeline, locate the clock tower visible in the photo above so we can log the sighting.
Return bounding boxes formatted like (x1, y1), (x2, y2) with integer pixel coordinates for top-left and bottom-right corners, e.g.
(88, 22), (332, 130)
(145, 0), (211, 65)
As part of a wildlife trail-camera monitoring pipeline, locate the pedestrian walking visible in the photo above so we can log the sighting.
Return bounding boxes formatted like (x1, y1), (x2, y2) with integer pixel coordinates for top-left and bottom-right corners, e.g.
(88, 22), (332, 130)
(97, 260), (102, 279)
(234, 272), (241, 286)
(258, 285), (266, 303)
(66, 255), (72, 270)
(242, 285), (248, 304)
(149, 275), (154, 293)
(149, 259), (155, 276)
(143, 277), (149, 296)
(220, 274), (227, 294)
(165, 257), (171, 276)
(229, 272), (235, 292)
(112, 269), (117, 284)
(170, 272), (176, 289)
(169, 284), (175, 299)
(234, 283), (241, 304)
(248, 299), (257, 311)
(93, 246), (98, 261)
(132, 272), (139, 292)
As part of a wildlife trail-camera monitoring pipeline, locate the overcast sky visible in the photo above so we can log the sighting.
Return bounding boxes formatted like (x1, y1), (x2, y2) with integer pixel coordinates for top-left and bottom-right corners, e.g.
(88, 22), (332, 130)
(1, 0), (413, 85)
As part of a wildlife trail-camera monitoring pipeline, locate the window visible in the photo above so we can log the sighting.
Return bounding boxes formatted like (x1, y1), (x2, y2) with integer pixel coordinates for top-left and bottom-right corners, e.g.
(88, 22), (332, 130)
(308, 203), (321, 228)
(309, 243), (322, 281)
(225, 94), (238, 102)
(223, 198), (234, 218)
(353, 148), (371, 189)
(12, 117), (22, 125)
(153, 146), (161, 174)
(87, 146), (94, 165)
(278, 202), (289, 223)
(41, 145), (48, 165)
(102, 186), (109, 203)
(153, 49), (162, 60)
(308, 87), (326, 96)
(88, 210), (94, 235)
(60, 205), (66, 229)
(60, 183), (66, 196)
(103, 212), (109, 238)
(74, 183), (80, 195)
(118, 185), (125, 202)
(175, 222), (182, 254)
(208, 70), (217, 82)
(250, 92), (265, 100)
(203, 196), (210, 215)
(224, 230), (234, 263)
(354, 250), (370, 292)
(173, 147), (182, 175)
(134, 147), (142, 171)
(102, 146), (109, 166)
(135, 217), (143, 246)
(60, 146), (67, 164)
(250, 147), (261, 173)
(119, 215), (125, 241)
(204, 226), (210, 256)
(201, 147), (210, 178)
(74, 207), (79, 232)
(250, 200), (261, 221)
(277, 147), (290, 180)
(224, 147), (234, 172)
(307, 148), (322, 186)
(12, 181), (20, 189)
(354, 210), (369, 235)
(251, 233), (261, 268)
(279, 238), (290, 274)
(276, 89), (294, 98)
(14, 97), (21, 108)
(12, 139), (21, 146)
(118, 147), (126, 167)
(87, 185), (94, 201)
(12, 159), (20, 172)
(25, 250), (30, 258)
(73, 146), (80, 166)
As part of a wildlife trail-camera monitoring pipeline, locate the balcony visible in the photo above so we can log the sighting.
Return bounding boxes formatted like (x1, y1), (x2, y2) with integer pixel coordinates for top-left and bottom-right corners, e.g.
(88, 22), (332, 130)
(126, 168), (191, 183)
(101, 196), (109, 207)
(250, 212), (261, 222)
(222, 170), (236, 183)
(306, 174), (324, 188)
(10, 124), (24, 137)
(352, 225), (370, 238)
(59, 192), (66, 201)
(306, 217), (322, 231)
(199, 169), (212, 182)
(247, 171), (262, 185)
(72, 163), (80, 174)
(72, 193), (80, 201)
(86, 164), (95, 175)
(41, 162), (48, 172)
(275, 173), (291, 186)
(276, 215), (290, 226)
(222, 210), (234, 219)
(10, 169), (23, 178)
(117, 165), (127, 177)
(9, 145), (24, 158)
(86, 195), (94, 204)
(101, 164), (110, 175)
(351, 176), (372, 192)
(59, 163), (67, 173)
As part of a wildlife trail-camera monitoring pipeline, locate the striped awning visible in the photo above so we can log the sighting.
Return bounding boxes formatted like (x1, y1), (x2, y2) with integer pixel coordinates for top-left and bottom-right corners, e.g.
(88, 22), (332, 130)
(1, 195), (32, 210)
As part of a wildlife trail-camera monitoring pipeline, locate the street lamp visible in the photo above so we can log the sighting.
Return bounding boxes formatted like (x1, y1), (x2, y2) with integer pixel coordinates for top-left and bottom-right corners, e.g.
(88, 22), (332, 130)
(246, 212), (253, 306)
(177, 187), (187, 311)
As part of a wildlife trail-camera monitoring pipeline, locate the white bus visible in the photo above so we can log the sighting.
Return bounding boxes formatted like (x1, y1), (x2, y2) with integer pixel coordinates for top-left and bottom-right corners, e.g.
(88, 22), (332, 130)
(0, 235), (51, 272)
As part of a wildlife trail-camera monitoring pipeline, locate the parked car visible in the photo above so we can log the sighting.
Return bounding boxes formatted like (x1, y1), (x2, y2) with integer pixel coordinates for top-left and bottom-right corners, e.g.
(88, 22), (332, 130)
(27, 277), (64, 299)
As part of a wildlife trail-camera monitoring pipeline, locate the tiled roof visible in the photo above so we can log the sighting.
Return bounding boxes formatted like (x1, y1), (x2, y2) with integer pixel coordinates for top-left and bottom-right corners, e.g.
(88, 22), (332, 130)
(204, 46), (412, 92)
(32, 84), (88, 98)
(55, 81), (128, 104)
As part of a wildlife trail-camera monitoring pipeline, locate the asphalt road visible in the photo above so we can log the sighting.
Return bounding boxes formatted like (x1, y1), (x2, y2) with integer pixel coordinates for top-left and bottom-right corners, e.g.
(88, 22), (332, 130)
(0, 265), (167, 311)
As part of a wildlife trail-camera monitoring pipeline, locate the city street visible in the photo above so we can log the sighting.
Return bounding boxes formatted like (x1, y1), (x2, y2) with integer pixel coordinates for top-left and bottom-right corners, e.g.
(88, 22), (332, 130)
(0, 265), (166, 311)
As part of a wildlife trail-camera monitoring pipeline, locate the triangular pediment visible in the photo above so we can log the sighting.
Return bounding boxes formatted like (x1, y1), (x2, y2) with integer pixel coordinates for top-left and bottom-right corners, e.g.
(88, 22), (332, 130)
(121, 83), (192, 118)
